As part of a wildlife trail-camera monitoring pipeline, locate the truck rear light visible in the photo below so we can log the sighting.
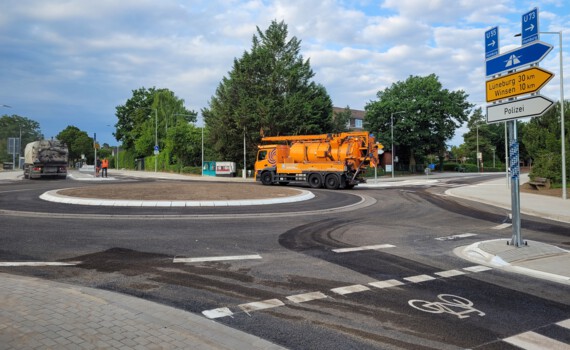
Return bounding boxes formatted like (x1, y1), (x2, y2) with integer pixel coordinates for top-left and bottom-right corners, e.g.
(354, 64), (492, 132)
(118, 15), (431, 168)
(59, 166), (67, 172)
(33, 166), (42, 171)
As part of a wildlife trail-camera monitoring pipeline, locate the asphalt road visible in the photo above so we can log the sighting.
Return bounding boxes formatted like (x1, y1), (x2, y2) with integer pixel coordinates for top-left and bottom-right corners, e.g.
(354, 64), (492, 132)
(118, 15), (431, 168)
(1, 174), (569, 349)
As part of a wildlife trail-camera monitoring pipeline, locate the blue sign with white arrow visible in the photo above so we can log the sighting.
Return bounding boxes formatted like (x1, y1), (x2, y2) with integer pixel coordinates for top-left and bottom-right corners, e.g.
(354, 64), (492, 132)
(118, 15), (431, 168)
(521, 8), (539, 45)
(486, 41), (552, 77)
(485, 26), (499, 59)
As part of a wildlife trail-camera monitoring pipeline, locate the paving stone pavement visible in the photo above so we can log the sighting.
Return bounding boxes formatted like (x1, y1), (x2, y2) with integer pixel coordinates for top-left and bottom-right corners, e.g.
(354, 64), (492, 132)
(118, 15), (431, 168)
(0, 273), (286, 350)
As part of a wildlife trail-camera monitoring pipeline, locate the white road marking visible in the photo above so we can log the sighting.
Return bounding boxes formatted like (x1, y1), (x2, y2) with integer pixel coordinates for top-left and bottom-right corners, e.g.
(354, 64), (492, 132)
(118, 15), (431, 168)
(202, 307), (233, 319)
(330, 284), (370, 295)
(504, 331), (569, 350)
(0, 262), (79, 267)
(435, 269), (466, 278)
(332, 244), (395, 253)
(492, 223), (512, 230)
(173, 254), (262, 263)
(404, 274), (436, 283)
(558, 319), (570, 329)
(239, 299), (285, 314)
(435, 233), (477, 241)
(369, 279), (405, 289)
(463, 265), (493, 273)
(286, 292), (327, 303)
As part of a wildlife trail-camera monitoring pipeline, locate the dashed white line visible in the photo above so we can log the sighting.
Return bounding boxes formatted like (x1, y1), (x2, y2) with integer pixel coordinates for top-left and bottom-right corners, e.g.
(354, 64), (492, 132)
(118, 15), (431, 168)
(201, 266), (497, 319)
(504, 331), (569, 350)
(0, 262), (79, 267)
(239, 299), (285, 314)
(202, 307), (233, 319)
(286, 292), (327, 303)
(404, 274), (436, 283)
(173, 254), (262, 263)
(332, 244), (395, 253)
(558, 319), (570, 329)
(435, 233), (478, 241)
(369, 279), (405, 289)
(463, 265), (493, 272)
(435, 269), (466, 278)
(492, 223), (512, 230)
(331, 284), (370, 295)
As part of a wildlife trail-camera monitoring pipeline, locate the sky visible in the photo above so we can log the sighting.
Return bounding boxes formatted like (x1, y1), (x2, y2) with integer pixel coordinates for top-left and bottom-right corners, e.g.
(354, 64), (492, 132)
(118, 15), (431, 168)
(1, 0), (568, 147)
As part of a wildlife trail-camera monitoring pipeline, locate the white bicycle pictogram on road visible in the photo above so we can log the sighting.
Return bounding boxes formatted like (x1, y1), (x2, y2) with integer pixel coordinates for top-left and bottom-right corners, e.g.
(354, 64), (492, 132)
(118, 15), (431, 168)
(408, 294), (486, 319)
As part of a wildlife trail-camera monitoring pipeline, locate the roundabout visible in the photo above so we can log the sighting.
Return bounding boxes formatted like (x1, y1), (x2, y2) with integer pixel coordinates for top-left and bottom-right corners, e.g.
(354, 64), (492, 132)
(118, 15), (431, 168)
(41, 181), (315, 207)
(0, 172), (376, 218)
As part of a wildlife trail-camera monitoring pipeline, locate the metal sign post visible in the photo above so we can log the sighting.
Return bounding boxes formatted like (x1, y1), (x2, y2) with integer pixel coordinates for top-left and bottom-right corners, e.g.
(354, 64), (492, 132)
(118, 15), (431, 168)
(508, 121), (523, 246)
(94, 133), (97, 178)
(484, 8), (556, 247)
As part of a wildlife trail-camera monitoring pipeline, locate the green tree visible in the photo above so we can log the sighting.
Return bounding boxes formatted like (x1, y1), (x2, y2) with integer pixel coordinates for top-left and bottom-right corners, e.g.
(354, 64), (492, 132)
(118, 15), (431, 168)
(166, 121), (203, 168)
(0, 114), (43, 163)
(115, 87), (196, 157)
(56, 126), (94, 164)
(365, 74), (472, 172)
(203, 20), (333, 169)
(523, 100), (569, 183)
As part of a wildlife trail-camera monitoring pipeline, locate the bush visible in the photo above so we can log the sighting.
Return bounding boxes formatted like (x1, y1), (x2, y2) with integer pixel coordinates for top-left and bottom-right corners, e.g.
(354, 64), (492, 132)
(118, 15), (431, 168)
(181, 166), (201, 175)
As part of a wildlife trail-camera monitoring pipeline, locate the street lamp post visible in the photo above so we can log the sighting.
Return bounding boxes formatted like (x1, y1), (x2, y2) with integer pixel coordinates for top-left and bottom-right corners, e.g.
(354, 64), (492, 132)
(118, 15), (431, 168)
(243, 126), (247, 179)
(1, 105), (15, 168)
(201, 126), (204, 176)
(391, 111), (406, 178)
(476, 124), (480, 173)
(133, 107), (158, 172)
(172, 113), (203, 175)
(154, 108), (158, 173)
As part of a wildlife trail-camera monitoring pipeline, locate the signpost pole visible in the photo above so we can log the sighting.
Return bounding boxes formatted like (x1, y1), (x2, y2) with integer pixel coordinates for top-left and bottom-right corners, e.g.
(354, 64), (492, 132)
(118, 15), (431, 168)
(508, 121), (523, 246)
(94, 133), (97, 178)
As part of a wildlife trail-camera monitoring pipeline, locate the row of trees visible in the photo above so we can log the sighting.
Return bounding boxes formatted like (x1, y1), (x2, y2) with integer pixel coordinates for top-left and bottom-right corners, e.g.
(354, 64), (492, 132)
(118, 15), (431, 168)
(3, 19), (565, 184)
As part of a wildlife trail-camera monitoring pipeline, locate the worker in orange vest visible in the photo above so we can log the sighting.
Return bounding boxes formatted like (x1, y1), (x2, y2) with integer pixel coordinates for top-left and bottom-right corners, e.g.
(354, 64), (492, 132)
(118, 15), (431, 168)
(101, 158), (109, 178)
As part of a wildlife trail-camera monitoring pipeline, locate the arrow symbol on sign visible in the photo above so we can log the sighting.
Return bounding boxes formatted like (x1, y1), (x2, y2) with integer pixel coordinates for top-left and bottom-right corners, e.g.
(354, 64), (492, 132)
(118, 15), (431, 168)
(525, 24), (535, 32)
(487, 40), (496, 47)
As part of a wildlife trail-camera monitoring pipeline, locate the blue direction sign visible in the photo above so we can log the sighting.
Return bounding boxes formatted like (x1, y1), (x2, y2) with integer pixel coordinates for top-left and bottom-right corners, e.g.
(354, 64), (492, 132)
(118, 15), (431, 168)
(486, 41), (552, 77)
(485, 26), (499, 59)
(521, 8), (539, 45)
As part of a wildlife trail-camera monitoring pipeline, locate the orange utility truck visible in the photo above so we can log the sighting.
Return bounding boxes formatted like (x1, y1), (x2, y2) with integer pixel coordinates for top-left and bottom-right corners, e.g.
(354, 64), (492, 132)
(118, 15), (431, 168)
(255, 131), (382, 189)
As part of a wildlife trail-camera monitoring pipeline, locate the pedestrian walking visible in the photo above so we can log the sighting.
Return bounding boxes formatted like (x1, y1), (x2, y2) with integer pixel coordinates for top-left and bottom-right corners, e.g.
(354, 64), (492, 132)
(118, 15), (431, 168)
(101, 158), (109, 178)
(96, 158), (101, 177)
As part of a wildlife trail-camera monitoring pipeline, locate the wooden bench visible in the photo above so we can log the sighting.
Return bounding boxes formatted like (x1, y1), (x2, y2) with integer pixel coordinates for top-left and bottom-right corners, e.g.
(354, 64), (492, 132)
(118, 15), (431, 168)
(528, 177), (550, 190)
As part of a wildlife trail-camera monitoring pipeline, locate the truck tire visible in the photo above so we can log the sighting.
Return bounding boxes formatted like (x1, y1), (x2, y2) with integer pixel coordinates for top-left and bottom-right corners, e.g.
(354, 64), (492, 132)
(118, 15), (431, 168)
(325, 174), (340, 190)
(261, 171), (274, 185)
(308, 173), (323, 188)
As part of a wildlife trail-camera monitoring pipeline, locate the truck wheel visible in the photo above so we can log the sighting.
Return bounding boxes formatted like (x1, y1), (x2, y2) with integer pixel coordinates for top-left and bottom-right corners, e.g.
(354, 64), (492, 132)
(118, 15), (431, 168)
(325, 174), (340, 190)
(261, 171), (274, 185)
(308, 174), (323, 188)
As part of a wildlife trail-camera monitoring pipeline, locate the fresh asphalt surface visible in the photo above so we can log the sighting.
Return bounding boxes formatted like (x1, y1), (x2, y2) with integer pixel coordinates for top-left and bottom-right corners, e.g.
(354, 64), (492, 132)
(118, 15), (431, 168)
(1, 171), (569, 349)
